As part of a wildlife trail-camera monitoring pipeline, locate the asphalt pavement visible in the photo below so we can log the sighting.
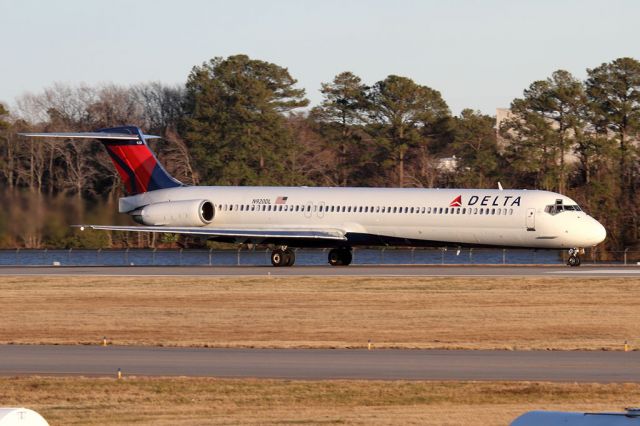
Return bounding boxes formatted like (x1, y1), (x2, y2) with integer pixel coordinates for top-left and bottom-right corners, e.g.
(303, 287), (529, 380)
(1, 265), (640, 277)
(1, 345), (639, 382)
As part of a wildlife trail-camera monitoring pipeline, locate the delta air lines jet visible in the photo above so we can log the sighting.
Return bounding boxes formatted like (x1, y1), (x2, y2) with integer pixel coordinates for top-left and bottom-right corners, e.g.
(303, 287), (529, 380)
(21, 126), (606, 267)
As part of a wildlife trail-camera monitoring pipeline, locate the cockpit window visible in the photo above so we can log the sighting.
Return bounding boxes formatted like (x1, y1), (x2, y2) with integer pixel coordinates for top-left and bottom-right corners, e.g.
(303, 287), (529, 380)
(545, 204), (582, 215)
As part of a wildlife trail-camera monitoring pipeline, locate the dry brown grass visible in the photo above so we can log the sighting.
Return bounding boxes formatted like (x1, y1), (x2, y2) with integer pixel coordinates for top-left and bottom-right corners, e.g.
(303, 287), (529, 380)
(2, 377), (639, 425)
(1, 276), (640, 350)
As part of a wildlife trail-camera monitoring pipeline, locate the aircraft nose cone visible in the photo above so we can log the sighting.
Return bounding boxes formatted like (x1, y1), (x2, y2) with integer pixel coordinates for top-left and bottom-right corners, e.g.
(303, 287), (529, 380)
(590, 219), (607, 245)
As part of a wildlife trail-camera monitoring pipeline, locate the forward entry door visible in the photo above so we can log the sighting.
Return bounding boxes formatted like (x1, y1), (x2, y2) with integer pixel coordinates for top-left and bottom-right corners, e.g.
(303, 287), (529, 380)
(526, 208), (536, 231)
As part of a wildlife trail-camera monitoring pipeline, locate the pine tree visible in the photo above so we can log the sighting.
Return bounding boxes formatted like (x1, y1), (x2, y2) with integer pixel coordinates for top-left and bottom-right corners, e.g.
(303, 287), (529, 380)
(182, 55), (308, 185)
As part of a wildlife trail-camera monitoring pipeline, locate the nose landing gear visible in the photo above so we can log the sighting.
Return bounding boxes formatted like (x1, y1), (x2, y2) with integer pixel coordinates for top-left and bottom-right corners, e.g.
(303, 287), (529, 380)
(328, 247), (352, 266)
(271, 247), (296, 267)
(567, 248), (582, 267)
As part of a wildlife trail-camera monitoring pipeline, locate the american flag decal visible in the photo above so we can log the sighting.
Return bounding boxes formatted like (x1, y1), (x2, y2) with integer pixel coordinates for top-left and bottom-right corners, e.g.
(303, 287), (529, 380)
(275, 196), (288, 204)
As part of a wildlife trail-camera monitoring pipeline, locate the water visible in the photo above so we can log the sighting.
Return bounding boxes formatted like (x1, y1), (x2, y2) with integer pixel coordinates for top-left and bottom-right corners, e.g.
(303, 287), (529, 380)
(0, 248), (566, 266)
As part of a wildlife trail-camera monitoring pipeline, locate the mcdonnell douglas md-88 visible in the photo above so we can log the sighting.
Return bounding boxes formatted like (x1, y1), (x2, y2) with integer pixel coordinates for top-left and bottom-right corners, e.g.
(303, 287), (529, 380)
(21, 126), (606, 267)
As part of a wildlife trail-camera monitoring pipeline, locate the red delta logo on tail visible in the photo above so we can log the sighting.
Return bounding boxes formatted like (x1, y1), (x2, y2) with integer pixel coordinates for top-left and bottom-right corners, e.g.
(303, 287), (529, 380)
(449, 195), (462, 207)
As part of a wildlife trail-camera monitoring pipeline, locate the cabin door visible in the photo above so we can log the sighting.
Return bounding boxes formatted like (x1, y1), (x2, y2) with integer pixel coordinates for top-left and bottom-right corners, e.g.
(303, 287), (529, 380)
(526, 208), (536, 231)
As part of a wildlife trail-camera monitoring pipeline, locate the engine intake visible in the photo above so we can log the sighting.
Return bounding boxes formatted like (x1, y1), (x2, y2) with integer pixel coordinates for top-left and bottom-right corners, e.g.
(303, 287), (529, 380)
(132, 200), (215, 227)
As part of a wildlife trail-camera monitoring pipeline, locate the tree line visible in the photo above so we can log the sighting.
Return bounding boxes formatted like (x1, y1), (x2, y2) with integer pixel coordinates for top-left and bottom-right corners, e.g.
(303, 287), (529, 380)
(0, 54), (638, 254)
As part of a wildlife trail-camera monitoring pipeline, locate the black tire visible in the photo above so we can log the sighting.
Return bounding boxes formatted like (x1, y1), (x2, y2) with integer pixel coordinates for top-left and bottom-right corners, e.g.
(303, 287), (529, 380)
(567, 256), (581, 267)
(284, 249), (296, 267)
(271, 249), (285, 267)
(328, 249), (342, 266)
(340, 249), (353, 266)
(329, 248), (352, 266)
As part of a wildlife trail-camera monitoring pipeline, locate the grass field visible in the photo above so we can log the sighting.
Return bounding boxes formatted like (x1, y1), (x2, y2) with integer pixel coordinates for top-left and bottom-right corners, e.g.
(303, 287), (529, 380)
(2, 377), (639, 425)
(1, 275), (639, 350)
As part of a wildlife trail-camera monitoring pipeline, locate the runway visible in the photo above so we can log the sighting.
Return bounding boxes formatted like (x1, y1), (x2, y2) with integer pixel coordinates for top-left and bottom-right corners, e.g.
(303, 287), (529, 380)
(1, 265), (640, 277)
(1, 345), (638, 382)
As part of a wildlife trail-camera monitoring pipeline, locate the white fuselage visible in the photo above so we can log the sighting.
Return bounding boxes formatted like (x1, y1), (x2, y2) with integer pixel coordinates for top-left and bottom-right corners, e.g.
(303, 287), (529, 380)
(119, 186), (607, 249)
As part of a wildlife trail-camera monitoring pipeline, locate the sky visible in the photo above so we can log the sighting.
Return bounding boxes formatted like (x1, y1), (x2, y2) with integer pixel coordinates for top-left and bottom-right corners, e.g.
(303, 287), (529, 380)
(1, 0), (639, 115)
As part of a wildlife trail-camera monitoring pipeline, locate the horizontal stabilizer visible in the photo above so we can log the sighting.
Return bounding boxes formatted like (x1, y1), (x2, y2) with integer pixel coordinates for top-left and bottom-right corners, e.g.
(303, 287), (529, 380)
(74, 225), (347, 241)
(19, 132), (161, 140)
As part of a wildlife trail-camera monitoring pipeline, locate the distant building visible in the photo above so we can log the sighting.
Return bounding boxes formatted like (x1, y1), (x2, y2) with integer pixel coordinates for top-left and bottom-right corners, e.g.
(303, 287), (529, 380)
(494, 107), (579, 164)
(495, 108), (513, 131)
(437, 155), (458, 172)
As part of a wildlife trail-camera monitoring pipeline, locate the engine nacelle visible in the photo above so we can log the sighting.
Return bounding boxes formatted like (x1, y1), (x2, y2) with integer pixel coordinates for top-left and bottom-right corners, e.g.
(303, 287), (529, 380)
(132, 199), (215, 227)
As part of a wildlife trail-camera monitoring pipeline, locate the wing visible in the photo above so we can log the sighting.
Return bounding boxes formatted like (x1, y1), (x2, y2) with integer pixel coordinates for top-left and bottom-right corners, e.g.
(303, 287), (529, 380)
(75, 225), (347, 241)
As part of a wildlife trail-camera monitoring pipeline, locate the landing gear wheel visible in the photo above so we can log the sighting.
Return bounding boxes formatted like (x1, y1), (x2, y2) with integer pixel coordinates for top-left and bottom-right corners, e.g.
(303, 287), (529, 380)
(271, 248), (285, 267)
(328, 247), (352, 266)
(567, 256), (581, 267)
(341, 249), (352, 266)
(284, 248), (296, 266)
(567, 248), (582, 267)
(271, 248), (296, 267)
(328, 249), (342, 266)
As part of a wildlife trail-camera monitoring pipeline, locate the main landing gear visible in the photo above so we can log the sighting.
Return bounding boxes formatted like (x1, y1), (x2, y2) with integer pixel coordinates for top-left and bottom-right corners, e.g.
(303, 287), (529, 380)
(567, 247), (582, 267)
(271, 247), (296, 267)
(328, 247), (352, 266)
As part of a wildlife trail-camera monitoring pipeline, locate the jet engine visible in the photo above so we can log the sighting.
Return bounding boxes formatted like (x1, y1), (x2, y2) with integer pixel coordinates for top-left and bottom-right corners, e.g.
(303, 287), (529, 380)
(131, 200), (215, 227)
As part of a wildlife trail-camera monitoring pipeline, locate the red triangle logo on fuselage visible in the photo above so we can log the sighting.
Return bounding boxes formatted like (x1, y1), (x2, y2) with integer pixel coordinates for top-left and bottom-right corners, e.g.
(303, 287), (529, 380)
(449, 195), (462, 207)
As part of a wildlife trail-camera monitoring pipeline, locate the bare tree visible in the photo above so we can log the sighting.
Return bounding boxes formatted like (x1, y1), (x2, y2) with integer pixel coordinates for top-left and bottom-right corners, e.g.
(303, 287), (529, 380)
(133, 82), (185, 131)
(158, 128), (199, 185)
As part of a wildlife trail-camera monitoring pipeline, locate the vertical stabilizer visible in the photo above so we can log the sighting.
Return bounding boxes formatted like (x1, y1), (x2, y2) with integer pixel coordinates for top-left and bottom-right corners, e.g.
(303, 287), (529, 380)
(96, 126), (182, 195)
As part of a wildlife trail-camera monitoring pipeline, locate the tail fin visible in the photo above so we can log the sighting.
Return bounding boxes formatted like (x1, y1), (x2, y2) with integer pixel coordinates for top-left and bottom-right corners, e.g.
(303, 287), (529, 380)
(19, 126), (183, 195)
(96, 126), (182, 195)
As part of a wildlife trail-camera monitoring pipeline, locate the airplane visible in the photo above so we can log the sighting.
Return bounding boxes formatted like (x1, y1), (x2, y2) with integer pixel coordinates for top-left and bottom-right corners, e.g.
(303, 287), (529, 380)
(20, 126), (606, 267)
